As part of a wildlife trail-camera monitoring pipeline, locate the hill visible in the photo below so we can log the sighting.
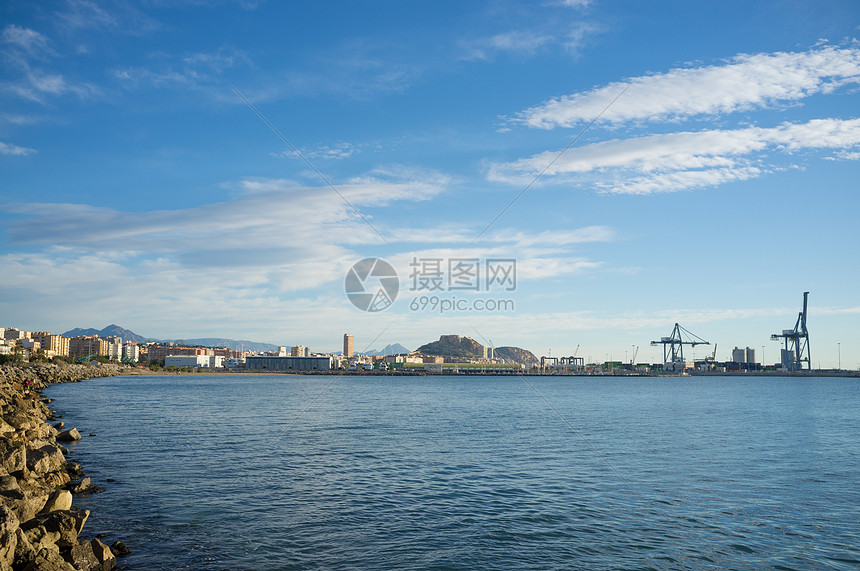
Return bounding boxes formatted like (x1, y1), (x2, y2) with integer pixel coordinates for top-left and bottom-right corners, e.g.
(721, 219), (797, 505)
(416, 334), (486, 359)
(494, 346), (539, 365)
(363, 343), (411, 356)
(415, 334), (537, 365)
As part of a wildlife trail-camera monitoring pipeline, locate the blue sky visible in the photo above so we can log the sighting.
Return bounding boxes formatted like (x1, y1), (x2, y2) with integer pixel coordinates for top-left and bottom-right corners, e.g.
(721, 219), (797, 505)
(1, 0), (859, 367)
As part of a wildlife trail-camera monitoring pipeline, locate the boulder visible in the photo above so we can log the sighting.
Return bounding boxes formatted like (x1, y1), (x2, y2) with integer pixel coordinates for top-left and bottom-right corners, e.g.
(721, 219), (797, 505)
(63, 540), (99, 570)
(44, 471), (71, 489)
(65, 462), (85, 479)
(14, 526), (37, 569)
(3, 488), (49, 523)
(20, 547), (76, 571)
(25, 445), (65, 475)
(70, 477), (100, 495)
(21, 523), (60, 554)
(40, 490), (73, 514)
(91, 538), (116, 569)
(0, 504), (18, 571)
(21, 509), (89, 548)
(0, 419), (14, 436)
(56, 429), (81, 443)
(108, 541), (130, 558)
(0, 440), (25, 476)
(0, 476), (19, 493)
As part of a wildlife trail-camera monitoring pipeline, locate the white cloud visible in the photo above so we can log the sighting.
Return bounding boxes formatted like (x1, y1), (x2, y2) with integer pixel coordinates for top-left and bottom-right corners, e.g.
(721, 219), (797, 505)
(0, 141), (36, 156)
(0, 25), (99, 102)
(513, 45), (860, 128)
(489, 118), (860, 193)
(464, 30), (555, 61)
(4, 177), (441, 255)
(1, 25), (54, 58)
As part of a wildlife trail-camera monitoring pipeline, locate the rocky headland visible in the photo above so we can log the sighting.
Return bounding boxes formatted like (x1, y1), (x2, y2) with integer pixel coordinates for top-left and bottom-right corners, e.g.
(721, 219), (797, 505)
(0, 363), (132, 571)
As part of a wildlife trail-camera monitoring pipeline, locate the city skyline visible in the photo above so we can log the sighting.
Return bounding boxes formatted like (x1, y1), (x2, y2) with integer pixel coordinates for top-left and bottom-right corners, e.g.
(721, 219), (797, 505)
(1, 1), (859, 368)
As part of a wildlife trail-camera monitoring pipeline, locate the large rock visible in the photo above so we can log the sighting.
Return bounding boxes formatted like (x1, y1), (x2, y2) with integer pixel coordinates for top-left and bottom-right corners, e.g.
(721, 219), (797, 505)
(0, 475), (19, 493)
(20, 547), (76, 571)
(0, 440), (26, 476)
(0, 504), (18, 571)
(0, 419), (14, 437)
(90, 538), (116, 570)
(108, 541), (130, 558)
(14, 526), (37, 569)
(21, 509), (89, 548)
(2, 488), (49, 523)
(56, 429), (81, 443)
(63, 540), (99, 570)
(25, 445), (65, 475)
(40, 490), (73, 514)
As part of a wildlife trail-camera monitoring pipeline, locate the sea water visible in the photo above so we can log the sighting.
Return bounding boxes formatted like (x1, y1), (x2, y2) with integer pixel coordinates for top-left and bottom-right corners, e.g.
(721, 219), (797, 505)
(46, 374), (860, 570)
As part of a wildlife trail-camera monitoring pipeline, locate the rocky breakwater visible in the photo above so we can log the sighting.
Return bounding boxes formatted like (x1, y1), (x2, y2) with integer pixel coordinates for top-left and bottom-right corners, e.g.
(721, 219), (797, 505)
(0, 364), (132, 571)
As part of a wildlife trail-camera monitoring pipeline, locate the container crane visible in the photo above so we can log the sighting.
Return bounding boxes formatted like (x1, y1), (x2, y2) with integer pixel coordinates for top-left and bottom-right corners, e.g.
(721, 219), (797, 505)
(651, 323), (710, 371)
(770, 292), (810, 371)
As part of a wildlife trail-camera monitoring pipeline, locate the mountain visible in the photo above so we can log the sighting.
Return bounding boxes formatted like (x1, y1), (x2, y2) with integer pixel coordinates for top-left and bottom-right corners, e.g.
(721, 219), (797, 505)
(363, 343), (410, 356)
(62, 324), (154, 344)
(61, 325), (277, 352)
(494, 346), (539, 365)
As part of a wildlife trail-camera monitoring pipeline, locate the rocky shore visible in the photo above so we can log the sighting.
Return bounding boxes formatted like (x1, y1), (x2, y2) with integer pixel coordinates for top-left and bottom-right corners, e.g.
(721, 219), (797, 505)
(0, 363), (132, 571)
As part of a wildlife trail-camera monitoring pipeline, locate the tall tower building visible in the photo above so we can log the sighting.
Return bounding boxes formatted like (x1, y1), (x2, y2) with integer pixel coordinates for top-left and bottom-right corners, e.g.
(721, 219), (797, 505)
(344, 334), (354, 357)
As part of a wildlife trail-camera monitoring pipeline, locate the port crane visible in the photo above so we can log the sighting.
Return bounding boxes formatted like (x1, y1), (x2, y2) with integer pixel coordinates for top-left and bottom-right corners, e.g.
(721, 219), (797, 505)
(651, 323), (710, 370)
(771, 291), (810, 371)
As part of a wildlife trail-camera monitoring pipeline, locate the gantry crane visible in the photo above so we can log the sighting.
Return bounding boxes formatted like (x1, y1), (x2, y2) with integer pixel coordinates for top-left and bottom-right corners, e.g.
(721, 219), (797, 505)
(651, 323), (710, 371)
(771, 292), (810, 371)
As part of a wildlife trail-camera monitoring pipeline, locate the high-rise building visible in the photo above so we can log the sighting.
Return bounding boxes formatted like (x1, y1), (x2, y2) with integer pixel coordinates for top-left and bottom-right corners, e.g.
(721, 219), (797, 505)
(291, 345), (305, 357)
(343, 334), (354, 357)
(31, 333), (70, 357)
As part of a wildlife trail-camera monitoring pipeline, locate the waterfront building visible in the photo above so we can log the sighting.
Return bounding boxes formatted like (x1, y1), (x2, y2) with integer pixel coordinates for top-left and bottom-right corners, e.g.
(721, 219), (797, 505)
(146, 344), (215, 361)
(278, 346), (288, 357)
(164, 354), (223, 368)
(31, 333), (70, 358)
(3, 328), (27, 341)
(122, 343), (140, 362)
(69, 336), (110, 360)
(246, 356), (334, 371)
(291, 345), (305, 357)
(343, 334), (354, 357)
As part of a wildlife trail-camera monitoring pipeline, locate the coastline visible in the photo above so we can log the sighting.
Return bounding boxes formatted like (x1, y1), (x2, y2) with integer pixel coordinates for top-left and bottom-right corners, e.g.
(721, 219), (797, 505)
(0, 362), (134, 571)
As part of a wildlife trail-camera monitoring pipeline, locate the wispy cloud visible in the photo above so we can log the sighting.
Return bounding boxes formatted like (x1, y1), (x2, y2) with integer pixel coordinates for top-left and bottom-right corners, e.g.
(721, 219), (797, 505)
(1, 25), (54, 59)
(513, 45), (860, 128)
(273, 141), (363, 161)
(0, 24), (100, 102)
(462, 30), (555, 61)
(0, 141), (37, 156)
(490, 118), (860, 193)
(112, 45), (250, 90)
(54, 0), (159, 34)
